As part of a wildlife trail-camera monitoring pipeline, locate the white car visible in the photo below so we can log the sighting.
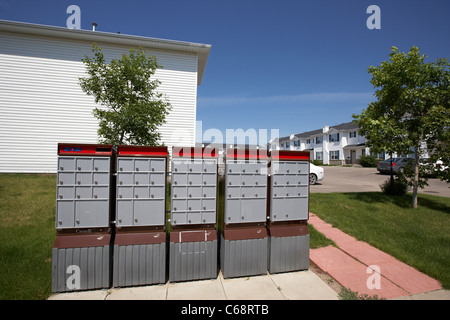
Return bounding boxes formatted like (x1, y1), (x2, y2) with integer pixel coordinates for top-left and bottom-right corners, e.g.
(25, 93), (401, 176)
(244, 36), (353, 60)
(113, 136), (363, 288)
(309, 163), (324, 185)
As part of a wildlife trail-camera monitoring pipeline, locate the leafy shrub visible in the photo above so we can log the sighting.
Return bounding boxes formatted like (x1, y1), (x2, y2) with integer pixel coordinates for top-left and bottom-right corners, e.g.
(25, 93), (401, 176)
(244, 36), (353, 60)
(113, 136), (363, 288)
(358, 154), (378, 167)
(380, 172), (410, 195)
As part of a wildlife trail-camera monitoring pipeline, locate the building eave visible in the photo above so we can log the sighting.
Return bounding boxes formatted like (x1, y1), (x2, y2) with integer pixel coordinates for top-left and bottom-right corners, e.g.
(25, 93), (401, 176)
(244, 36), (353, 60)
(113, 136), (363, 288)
(0, 19), (211, 85)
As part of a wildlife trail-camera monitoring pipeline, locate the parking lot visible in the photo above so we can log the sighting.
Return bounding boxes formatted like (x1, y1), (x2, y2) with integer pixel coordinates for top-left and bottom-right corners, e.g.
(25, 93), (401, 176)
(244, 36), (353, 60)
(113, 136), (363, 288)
(310, 166), (449, 197)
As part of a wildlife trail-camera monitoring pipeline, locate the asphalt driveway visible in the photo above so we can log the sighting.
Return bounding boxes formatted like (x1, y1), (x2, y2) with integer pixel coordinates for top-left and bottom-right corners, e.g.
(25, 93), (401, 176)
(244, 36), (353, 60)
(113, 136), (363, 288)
(310, 166), (449, 197)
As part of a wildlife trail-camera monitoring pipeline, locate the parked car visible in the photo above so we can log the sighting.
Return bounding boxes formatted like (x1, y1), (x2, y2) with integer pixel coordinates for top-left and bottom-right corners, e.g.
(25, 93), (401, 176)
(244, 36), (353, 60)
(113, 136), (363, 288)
(377, 157), (415, 174)
(420, 158), (448, 176)
(309, 163), (324, 185)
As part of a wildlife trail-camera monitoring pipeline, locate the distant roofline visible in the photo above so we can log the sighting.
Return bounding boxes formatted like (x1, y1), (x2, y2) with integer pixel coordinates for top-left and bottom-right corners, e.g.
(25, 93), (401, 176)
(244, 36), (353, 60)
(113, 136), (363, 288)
(0, 19), (211, 85)
(276, 121), (359, 143)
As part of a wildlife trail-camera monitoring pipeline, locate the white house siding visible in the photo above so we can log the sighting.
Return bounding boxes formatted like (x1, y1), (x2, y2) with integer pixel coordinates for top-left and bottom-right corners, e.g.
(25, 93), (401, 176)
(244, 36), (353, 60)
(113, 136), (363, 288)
(0, 30), (199, 173)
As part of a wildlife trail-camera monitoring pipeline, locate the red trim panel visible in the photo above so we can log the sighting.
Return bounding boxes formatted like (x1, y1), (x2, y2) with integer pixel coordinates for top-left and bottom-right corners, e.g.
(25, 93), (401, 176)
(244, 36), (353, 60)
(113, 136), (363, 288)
(170, 229), (217, 243)
(53, 233), (111, 248)
(270, 150), (310, 161)
(58, 143), (113, 156)
(172, 147), (218, 159)
(114, 231), (166, 245)
(117, 145), (168, 157)
(226, 148), (269, 160)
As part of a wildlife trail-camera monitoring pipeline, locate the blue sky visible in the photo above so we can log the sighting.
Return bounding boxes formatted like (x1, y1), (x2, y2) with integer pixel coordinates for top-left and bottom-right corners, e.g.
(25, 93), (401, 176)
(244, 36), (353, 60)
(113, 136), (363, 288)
(1, 0), (449, 144)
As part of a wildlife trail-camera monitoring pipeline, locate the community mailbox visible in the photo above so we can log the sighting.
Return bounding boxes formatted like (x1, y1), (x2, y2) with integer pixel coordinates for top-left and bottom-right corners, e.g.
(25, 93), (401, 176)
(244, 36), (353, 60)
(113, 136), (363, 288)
(268, 150), (310, 273)
(113, 145), (168, 287)
(169, 147), (218, 282)
(221, 148), (269, 278)
(52, 143), (113, 293)
(55, 143), (113, 230)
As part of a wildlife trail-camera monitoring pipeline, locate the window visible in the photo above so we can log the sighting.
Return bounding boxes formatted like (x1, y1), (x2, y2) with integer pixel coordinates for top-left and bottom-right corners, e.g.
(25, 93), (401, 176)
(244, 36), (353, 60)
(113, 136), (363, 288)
(330, 151), (339, 160)
(315, 152), (323, 160)
(294, 140), (300, 147)
(349, 131), (357, 138)
(306, 139), (311, 144)
(329, 133), (340, 142)
(315, 136), (323, 144)
(285, 142), (290, 148)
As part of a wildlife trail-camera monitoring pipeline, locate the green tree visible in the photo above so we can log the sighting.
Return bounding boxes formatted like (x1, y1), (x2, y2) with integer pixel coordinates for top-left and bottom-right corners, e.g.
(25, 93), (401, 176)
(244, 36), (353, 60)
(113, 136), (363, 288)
(79, 45), (171, 145)
(353, 46), (449, 208)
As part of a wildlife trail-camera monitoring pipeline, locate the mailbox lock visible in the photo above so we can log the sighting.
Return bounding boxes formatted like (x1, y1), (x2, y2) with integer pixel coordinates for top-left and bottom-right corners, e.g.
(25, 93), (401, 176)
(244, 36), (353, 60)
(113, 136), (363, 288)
(94, 195), (97, 199)
(274, 182), (277, 185)
(286, 181), (289, 185)
(204, 181), (207, 185)
(175, 168), (178, 172)
(188, 207), (192, 210)
(151, 194), (154, 198)
(77, 195), (80, 199)
(228, 194), (231, 198)
(135, 218), (138, 222)
(59, 195), (63, 199)
(135, 195), (139, 198)
(287, 169), (290, 173)
(77, 167), (81, 171)
(94, 167), (98, 171)
(189, 219), (191, 223)
(136, 181), (139, 185)
(174, 207), (177, 211)
(136, 168), (139, 171)
(189, 194), (192, 198)
(174, 181), (177, 185)
(203, 194), (206, 198)
(76, 220), (80, 224)
(60, 167), (64, 170)
(174, 194), (177, 198)
(255, 194), (258, 197)
(58, 220), (62, 225)
(94, 181), (98, 185)
(152, 168), (155, 172)
(242, 181), (245, 185)
(286, 213), (289, 217)
(119, 195), (122, 198)
(59, 181), (63, 185)
(203, 206), (206, 210)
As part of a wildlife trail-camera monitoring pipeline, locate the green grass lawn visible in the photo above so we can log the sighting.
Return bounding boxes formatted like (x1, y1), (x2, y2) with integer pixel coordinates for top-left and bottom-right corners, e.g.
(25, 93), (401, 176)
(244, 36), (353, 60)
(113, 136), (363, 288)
(310, 192), (450, 289)
(0, 174), (56, 300)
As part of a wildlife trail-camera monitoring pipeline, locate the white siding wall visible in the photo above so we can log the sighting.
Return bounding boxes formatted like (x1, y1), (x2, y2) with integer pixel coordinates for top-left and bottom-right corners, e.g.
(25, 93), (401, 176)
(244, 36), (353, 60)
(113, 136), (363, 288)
(0, 31), (198, 173)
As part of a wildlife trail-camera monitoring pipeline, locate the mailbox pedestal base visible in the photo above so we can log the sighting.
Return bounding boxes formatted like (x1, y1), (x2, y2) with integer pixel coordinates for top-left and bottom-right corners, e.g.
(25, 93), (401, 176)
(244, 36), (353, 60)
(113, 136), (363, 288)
(52, 232), (112, 293)
(220, 226), (268, 279)
(113, 230), (166, 287)
(169, 229), (217, 282)
(268, 223), (309, 274)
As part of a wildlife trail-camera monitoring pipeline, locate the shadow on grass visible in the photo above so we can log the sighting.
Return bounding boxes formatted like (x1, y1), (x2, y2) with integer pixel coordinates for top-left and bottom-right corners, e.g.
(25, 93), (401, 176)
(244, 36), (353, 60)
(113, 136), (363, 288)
(344, 192), (450, 214)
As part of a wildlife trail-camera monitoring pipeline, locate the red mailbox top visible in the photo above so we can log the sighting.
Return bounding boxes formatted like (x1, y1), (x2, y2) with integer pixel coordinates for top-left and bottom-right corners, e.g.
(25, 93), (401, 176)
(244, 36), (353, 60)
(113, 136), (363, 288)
(226, 148), (269, 160)
(270, 150), (310, 161)
(172, 146), (218, 159)
(58, 143), (113, 156)
(116, 145), (168, 157)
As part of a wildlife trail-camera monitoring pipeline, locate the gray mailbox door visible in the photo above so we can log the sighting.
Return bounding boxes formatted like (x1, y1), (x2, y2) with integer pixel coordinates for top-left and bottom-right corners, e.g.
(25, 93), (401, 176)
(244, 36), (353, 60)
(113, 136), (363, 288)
(56, 156), (111, 229)
(171, 158), (217, 226)
(116, 157), (166, 227)
(224, 159), (268, 224)
(270, 160), (309, 222)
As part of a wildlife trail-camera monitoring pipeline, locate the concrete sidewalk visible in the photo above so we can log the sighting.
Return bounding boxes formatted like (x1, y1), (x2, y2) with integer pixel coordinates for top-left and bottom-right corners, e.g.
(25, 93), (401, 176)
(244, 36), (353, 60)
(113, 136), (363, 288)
(48, 269), (339, 300)
(309, 213), (448, 300)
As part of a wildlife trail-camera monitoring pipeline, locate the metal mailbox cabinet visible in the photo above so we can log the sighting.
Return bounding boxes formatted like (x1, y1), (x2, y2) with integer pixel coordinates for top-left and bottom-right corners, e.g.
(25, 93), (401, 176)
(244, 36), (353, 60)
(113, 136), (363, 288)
(268, 150), (310, 274)
(56, 144), (113, 230)
(169, 147), (218, 282)
(52, 143), (114, 293)
(221, 148), (269, 278)
(113, 145), (168, 287)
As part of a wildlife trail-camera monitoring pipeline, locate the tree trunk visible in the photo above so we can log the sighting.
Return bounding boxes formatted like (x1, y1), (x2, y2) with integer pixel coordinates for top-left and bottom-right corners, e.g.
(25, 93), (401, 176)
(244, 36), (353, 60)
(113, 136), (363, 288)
(411, 135), (423, 209)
